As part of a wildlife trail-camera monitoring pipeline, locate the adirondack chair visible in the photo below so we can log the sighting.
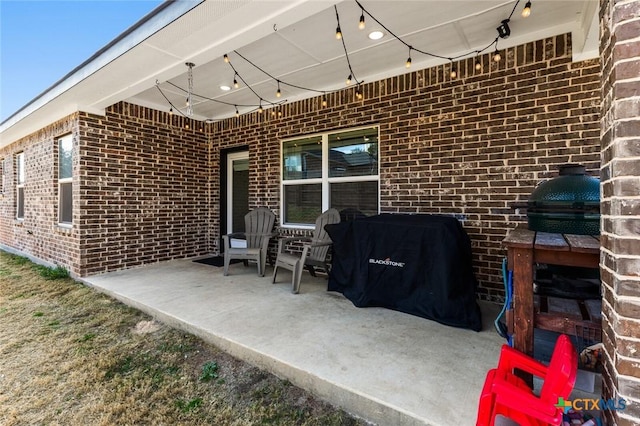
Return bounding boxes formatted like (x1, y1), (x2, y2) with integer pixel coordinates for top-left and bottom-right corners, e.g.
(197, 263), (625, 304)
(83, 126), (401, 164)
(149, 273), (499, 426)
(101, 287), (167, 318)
(223, 207), (276, 277)
(476, 334), (578, 426)
(272, 208), (340, 293)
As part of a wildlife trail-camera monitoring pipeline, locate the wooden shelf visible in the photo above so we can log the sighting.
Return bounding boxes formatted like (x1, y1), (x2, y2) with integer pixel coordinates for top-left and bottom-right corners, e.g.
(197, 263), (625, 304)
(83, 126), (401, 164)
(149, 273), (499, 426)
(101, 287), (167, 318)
(534, 295), (602, 338)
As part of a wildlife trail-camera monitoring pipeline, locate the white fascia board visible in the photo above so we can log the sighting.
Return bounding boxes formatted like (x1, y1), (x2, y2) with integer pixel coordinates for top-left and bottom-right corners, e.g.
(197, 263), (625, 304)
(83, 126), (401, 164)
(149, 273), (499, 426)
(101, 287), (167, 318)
(0, 0), (203, 147)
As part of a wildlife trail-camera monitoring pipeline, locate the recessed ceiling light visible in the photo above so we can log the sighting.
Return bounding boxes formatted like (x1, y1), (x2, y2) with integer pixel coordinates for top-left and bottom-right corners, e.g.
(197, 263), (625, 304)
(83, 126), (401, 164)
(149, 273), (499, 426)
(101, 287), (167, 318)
(368, 30), (384, 40)
(220, 85), (231, 91)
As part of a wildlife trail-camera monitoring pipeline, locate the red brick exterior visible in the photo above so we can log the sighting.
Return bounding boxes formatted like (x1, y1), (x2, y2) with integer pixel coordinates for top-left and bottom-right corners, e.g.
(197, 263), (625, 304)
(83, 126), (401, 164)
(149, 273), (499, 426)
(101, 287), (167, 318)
(214, 33), (601, 301)
(0, 34), (601, 300)
(600, 0), (640, 424)
(0, 114), (81, 271)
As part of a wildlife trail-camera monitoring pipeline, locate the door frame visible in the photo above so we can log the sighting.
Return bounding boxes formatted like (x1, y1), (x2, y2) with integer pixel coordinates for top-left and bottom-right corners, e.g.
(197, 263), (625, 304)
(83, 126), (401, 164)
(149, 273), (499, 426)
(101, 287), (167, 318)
(220, 146), (249, 247)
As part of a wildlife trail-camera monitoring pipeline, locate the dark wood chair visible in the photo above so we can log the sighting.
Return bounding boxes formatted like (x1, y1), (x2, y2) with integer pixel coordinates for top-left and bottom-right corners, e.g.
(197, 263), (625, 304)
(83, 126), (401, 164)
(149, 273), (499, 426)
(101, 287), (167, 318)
(272, 208), (340, 293)
(223, 207), (276, 277)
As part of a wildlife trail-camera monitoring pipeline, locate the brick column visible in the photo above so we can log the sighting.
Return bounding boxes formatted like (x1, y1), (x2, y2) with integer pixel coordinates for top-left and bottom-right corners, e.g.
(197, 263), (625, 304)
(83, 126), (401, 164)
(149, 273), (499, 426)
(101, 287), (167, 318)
(600, 1), (640, 424)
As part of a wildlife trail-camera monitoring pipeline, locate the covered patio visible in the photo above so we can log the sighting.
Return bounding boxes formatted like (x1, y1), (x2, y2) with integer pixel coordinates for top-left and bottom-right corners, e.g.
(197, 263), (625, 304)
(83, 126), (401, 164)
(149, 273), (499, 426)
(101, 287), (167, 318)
(84, 258), (504, 425)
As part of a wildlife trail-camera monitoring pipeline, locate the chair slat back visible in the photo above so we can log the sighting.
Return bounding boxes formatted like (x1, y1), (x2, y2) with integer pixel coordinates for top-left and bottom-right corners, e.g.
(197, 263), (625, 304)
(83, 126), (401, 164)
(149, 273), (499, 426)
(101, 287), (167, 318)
(540, 334), (578, 404)
(308, 208), (340, 262)
(245, 207), (276, 248)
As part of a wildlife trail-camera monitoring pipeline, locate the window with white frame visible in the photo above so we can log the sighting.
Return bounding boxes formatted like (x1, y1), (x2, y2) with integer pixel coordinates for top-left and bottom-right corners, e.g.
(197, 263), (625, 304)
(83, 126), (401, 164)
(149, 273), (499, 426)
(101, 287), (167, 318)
(16, 152), (25, 220)
(58, 134), (73, 225)
(281, 126), (379, 225)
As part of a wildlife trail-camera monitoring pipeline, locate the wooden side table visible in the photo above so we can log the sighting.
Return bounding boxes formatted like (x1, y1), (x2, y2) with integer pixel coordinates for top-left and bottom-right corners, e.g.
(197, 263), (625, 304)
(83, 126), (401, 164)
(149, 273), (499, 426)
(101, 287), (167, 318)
(502, 225), (600, 383)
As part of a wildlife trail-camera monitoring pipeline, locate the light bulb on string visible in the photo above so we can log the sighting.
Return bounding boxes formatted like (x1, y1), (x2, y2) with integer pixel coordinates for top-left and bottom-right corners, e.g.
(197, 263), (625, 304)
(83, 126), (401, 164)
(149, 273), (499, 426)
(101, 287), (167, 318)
(223, 54), (229, 63)
(522, 1), (531, 18)
(450, 65), (457, 79)
(322, 97), (327, 107)
(475, 58), (482, 71)
(276, 81), (282, 98)
(336, 25), (342, 40)
(406, 47), (412, 69)
(233, 73), (239, 89)
(358, 12), (365, 30)
(346, 74), (352, 85)
(235, 106), (239, 117)
(258, 101), (264, 113)
(169, 107), (173, 115)
(493, 50), (501, 62)
(356, 87), (363, 100)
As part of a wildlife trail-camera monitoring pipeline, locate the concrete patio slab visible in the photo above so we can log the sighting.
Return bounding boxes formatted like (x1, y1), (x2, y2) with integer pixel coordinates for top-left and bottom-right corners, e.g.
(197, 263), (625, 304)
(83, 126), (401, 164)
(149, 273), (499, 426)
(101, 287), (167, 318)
(83, 258), (506, 426)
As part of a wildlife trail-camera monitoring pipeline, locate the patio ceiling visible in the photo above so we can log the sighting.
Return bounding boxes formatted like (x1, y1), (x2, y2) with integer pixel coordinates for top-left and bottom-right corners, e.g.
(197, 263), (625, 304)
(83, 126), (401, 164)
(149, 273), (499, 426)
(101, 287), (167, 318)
(0, 0), (599, 145)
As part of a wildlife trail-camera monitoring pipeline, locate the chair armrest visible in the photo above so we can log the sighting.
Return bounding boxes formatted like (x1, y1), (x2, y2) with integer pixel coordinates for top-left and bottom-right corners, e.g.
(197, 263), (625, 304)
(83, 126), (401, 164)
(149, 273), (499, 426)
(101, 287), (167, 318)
(496, 345), (548, 379)
(223, 232), (246, 239)
(491, 378), (563, 424)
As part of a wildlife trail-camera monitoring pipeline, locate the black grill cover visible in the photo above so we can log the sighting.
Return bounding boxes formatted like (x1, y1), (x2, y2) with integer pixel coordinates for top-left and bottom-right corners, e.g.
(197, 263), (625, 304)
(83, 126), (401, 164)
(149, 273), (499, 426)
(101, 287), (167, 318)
(326, 214), (482, 331)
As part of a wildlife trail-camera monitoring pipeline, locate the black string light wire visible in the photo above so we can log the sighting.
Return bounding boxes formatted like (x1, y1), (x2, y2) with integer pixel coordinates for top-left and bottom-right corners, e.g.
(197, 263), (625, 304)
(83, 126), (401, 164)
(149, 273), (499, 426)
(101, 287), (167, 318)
(158, 0), (531, 119)
(335, 5), (362, 86)
(354, 0), (524, 70)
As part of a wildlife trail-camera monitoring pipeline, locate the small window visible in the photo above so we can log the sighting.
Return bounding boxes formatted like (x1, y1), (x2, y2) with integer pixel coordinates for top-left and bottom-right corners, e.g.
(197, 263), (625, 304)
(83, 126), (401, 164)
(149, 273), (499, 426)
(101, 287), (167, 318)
(281, 126), (379, 225)
(16, 153), (25, 220)
(58, 135), (73, 225)
(1, 158), (5, 194)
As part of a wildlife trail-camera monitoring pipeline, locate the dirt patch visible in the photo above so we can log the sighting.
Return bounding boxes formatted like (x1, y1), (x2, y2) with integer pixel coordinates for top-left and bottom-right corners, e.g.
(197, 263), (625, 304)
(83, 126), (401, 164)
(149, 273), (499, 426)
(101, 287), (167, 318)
(132, 319), (162, 334)
(0, 252), (367, 426)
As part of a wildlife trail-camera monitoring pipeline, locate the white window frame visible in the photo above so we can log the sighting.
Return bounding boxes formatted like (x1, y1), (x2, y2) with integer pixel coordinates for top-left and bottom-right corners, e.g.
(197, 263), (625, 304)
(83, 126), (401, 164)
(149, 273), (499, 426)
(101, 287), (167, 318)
(280, 125), (380, 228)
(58, 134), (73, 226)
(16, 152), (25, 220)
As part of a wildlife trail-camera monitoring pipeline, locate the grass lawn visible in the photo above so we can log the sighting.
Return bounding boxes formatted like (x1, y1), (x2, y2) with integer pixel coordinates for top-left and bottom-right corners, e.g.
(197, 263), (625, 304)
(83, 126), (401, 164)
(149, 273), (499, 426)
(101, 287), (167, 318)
(0, 251), (365, 425)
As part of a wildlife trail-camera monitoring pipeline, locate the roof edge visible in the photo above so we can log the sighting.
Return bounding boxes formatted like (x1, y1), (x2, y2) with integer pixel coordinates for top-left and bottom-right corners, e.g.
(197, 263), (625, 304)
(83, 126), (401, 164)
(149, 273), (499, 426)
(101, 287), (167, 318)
(0, 0), (203, 140)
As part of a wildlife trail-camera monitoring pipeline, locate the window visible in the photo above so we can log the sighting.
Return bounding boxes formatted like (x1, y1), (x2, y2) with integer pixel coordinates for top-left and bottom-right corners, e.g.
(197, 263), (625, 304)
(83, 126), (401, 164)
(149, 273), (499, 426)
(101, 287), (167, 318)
(1, 158), (5, 194)
(16, 152), (24, 220)
(58, 134), (73, 225)
(281, 126), (379, 225)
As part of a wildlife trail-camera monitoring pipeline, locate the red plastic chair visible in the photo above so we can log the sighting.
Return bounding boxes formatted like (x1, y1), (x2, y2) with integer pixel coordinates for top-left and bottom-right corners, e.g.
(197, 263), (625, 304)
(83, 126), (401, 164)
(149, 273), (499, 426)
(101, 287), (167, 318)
(476, 334), (577, 426)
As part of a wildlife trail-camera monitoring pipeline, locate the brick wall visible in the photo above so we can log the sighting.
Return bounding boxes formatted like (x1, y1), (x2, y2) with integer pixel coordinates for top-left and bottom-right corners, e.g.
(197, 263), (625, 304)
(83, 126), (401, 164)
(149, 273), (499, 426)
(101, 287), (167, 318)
(77, 104), (210, 276)
(213, 33), (602, 300)
(599, 0), (640, 424)
(0, 33), (602, 297)
(0, 114), (81, 272)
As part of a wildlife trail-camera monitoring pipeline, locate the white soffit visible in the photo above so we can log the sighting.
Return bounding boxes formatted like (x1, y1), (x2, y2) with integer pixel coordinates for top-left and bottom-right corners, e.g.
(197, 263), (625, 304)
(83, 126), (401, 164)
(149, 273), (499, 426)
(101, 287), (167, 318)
(1, 0), (601, 147)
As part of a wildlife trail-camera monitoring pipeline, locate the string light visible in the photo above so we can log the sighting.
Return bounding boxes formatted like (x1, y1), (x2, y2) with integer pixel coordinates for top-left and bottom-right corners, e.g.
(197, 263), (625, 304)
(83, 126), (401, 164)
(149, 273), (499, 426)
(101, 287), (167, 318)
(169, 107), (173, 115)
(335, 5), (361, 87)
(159, 1), (528, 120)
(358, 11), (365, 30)
(235, 106), (239, 117)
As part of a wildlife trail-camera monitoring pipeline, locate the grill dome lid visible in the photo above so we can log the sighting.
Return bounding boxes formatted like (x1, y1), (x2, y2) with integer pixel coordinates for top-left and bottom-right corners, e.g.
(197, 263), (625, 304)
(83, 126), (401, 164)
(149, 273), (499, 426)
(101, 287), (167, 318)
(526, 164), (600, 235)
(528, 164), (600, 207)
